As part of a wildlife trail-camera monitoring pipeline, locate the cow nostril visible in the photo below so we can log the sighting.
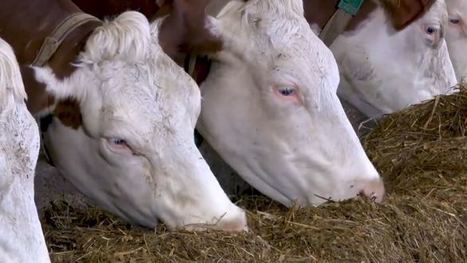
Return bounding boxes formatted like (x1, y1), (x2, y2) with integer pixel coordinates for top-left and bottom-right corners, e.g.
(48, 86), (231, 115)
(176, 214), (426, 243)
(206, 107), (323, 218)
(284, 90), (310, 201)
(359, 190), (378, 202)
(357, 179), (385, 203)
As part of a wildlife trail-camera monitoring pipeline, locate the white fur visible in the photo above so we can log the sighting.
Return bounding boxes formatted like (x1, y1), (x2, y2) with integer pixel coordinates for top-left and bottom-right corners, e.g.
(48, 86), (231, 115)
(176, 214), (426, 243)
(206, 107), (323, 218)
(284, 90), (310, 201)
(328, 0), (457, 117)
(0, 39), (50, 262)
(197, 0), (384, 206)
(0, 41), (26, 113)
(35, 12), (246, 231)
(446, 0), (467, 82)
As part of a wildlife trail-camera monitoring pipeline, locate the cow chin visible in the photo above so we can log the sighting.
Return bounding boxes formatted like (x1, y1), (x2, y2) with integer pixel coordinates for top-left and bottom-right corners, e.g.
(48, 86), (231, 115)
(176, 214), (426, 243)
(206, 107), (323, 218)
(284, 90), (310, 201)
(43, 118), (247, 231)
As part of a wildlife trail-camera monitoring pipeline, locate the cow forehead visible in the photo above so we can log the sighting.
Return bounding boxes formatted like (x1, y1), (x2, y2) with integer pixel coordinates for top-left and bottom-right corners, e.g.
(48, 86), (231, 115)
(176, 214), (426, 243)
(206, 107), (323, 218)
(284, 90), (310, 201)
(95, 53), (198, 103)
(94, 61), (199, 130)
(223, 1), (329, 68)
(238, 1), (310, 47)
(218, 1), (339, 100)
(85, 17), (198, 105)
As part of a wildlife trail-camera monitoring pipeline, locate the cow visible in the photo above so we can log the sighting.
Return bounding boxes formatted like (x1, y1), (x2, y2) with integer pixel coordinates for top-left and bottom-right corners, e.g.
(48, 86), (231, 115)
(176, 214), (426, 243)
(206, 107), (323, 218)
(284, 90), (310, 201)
(446, 0), (467, 82)
(0, 0), (248, 231)
(71, 0), (386, 207)
(304, 0), (458, 123)
(0, 38), (50, 263)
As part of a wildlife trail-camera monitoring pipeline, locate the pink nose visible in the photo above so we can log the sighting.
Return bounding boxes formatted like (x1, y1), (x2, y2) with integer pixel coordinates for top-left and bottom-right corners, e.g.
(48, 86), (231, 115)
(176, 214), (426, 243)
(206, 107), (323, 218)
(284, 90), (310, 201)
(357, 178), (385, 203)
(216, 211), (249, 232)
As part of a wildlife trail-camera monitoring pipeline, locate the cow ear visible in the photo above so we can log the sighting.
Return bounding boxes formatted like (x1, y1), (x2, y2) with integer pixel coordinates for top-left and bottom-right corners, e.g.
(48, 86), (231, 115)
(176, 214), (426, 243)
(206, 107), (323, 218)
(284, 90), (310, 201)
(158, 0), (223, 58)
(381, 0), (436, 31)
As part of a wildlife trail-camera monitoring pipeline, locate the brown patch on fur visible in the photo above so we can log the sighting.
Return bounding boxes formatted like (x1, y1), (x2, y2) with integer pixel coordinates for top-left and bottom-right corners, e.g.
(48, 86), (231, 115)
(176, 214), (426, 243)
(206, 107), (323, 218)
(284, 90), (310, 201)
(159, 0), (223, 57)
(75, 0), (159, 19)
(303, 0), (340, 30)
(20, 66), (56, 114)
(0, 0), (99, 80)
(304, 0), (378, 33)
(381, 0), (436, 31)
(53, 98), (82, 129)
(47, 20), (101, 80)
(0, 0), (100, 116)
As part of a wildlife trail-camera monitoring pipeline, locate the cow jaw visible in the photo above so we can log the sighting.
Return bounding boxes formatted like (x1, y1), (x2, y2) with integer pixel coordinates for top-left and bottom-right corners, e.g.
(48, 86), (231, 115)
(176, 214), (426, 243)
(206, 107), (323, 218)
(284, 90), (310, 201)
(35, 12), (246, 231)
(198, 0), (384, 206)
(332, 0), (457, 117)
(446, 0), (467, 82)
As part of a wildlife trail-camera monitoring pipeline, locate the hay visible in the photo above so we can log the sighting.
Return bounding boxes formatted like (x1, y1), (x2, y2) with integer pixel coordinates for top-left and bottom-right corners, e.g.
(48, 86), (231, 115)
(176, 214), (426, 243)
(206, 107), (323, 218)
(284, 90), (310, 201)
(42, 87), (467, 262)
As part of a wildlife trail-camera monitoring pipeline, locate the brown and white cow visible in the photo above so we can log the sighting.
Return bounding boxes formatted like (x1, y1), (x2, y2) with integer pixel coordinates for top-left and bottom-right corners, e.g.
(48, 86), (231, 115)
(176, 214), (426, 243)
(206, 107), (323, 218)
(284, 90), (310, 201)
(72, 0), (386, 207)
(0, 0), (247, 231)
(304, 0), (457, 123)
(0, 38), (50, 263)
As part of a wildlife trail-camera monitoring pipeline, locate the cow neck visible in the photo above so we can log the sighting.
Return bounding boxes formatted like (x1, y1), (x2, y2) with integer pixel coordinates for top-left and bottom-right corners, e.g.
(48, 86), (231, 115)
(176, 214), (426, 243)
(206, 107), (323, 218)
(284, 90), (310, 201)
(151, 3), (213, 85)
(0, 0), (100, 114)
(304, 0), (377, 34)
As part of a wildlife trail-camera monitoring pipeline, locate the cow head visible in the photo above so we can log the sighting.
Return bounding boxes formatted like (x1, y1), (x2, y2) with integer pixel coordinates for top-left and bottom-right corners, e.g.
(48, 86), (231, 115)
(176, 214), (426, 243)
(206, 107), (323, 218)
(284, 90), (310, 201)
(37, 12), (246, 231)
(446, 0), (467, 82)
(332, 0), (457, 117)
(0, 38), (49, 262)
(195, 0), (384, 206)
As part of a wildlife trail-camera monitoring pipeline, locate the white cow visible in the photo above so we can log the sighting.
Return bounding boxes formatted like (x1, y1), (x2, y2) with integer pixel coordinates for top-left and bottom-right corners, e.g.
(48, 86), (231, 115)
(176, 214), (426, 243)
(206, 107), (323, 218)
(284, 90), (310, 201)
(446, 0), (467, 82)
(38, 0), (384, 216)
(197, 0), (385, 207)
(40, 14), (247, 231)
(330, 0), (458, 118)
(1, 4), (246, 230)
(0, 39), (50, 262)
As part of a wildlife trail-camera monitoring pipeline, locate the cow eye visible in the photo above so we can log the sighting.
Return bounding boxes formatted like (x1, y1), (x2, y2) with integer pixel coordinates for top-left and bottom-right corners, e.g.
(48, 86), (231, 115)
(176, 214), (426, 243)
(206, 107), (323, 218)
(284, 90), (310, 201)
(111, 138), (127, 145)
(107, 137), (133, 155)
(277, 86), (296, 96)
(425, 26), (437, 35)
(274, 85), (301, 104)
(422, 24), (443, 48)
